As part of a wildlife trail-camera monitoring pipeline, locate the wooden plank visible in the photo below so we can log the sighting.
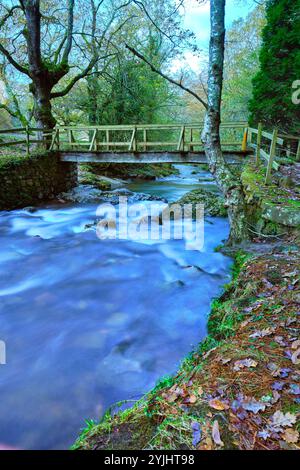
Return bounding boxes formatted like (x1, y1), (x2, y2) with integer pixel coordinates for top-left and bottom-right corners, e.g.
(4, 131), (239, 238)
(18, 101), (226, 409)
(59, 151), (245, 164)
(248, 127), (258, 135)
(278, 133), (300, 141)
(256, 123), (262, 165)
(241, 128), (248, 152)
(0, 127), (26, 134)
(265, 129), (278, 184)
(177, 126), (185, 151)
(129, 127), (137, 151)
(0, 140), (27, 147)
(260, 149), (280, 170)
(89, 130), (97, 151)
(296, 141), (300, 162)
(26, 125), (30, 156)
(49, 129), (59, 151)
(262, 130), (283, 145)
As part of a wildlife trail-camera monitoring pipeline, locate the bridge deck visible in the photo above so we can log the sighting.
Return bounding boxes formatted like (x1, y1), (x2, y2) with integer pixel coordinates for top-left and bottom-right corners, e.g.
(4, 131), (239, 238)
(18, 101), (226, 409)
(59, 150), (251, 164)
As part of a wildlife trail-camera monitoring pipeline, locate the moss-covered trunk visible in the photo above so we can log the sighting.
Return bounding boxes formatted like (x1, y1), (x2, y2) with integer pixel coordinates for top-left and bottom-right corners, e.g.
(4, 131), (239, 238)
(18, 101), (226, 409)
(202, 0), (249, 245)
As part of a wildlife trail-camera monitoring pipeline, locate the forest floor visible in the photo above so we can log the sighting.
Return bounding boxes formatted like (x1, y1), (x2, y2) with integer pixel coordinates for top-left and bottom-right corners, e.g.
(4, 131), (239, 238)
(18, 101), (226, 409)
(73, 236), (300, 451)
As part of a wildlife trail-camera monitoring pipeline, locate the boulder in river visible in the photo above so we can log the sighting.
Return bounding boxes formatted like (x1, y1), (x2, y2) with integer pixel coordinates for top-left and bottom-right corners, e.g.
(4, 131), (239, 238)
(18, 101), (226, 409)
(173, 188), (227, 217)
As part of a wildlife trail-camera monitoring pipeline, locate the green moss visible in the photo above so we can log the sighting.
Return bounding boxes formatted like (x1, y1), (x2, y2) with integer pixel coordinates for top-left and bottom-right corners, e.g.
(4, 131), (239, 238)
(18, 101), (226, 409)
(175, 188), (227, 218)
(82, 163), (179, 180)
(80, 171), (111, 190)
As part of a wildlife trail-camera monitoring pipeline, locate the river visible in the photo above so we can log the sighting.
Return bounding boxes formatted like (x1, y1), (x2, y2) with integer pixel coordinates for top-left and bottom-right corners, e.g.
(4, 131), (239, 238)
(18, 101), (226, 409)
(0, 164), (232, 449)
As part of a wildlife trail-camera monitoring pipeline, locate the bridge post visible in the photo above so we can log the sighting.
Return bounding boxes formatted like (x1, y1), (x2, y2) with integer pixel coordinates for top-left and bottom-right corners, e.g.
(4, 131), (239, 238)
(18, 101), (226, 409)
(296, 140), (300, 162)
(106, 130), (110, 151)
(265, 128), (278, 185)
(190, 128), (194, 151)
(256, 123), (262, 165)
(25, 125), (30, 157)
(241, 127), (248, 152)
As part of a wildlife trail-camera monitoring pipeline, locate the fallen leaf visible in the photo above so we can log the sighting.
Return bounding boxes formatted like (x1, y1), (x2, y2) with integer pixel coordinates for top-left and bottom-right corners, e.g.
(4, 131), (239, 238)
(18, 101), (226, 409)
(272, 381), (285, 391)
(291, 340), (300, 350)
(282, 428), (299, 444)
(250, 327), (276, 339)
(221, 357), (232, 365)
(241, 398), (266, 414)
(270, 410), (296, 430)
(209, 399), (229, 411)
(233, 358), (258, 371)
(271, 390), (281, 404)
(166, 393), (178, 403)
(291, 348), (300, 365)
(258, 429), (271, 441)
(198, 386), (204, 396)
(212, 420), (224, 447)
(189, 395), (197, 404)
(274, 336), (287, 346)
(191, 421), (202, 447)
(288, 384), (300, 395)
(200, 436), (213, 450)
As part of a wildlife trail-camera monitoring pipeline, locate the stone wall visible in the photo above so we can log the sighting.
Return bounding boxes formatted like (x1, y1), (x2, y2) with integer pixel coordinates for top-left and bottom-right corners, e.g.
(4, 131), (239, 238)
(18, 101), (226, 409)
(0, 152), (77, 211)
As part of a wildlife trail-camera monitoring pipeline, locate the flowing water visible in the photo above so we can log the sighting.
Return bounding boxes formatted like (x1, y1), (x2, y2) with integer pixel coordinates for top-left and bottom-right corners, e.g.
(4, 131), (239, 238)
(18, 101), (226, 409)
(0, 164), (231, 450)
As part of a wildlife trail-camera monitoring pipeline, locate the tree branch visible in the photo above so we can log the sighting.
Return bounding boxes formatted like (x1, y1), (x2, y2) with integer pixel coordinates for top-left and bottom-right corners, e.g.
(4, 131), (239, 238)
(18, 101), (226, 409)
(0, 43), (29, 75)
(125, 44), (208, 109)
(0, 103), (18, 119)
(50, 58), (98, 98)
(61, 0), (75, 63)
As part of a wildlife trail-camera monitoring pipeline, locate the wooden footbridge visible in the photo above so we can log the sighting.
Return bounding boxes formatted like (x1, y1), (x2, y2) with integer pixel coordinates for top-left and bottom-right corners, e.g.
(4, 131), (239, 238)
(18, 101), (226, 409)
(0, 122), (250, 164)
(1, 122), (299, 182)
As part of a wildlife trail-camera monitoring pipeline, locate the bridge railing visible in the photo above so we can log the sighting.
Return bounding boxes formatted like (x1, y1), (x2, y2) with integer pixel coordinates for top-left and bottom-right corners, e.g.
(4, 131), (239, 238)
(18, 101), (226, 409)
(0, 122), (248, 155)
(247, 123), (300, 184)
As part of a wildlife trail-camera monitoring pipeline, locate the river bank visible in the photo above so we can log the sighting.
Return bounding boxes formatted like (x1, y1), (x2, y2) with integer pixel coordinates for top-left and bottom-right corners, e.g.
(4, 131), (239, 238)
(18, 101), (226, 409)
(74, 239), (300, 450)
(73, 163), (300, 451)
(0, 163), (232, 450)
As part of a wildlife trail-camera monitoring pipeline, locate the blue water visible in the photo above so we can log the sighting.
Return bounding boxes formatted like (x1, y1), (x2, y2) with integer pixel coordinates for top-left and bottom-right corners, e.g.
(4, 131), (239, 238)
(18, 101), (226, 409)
(0, 164), (231, 449)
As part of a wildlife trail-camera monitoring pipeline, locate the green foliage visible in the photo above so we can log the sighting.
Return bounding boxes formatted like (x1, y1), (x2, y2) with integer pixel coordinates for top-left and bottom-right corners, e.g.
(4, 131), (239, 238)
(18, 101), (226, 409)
(249, 0), (300, 132)
(222, 4), (266, 121)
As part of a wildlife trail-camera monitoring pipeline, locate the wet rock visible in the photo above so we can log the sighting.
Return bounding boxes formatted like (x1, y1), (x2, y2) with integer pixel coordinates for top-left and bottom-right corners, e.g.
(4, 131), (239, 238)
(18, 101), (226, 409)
(100, 189), (167, 204)
(59, 185), (103, 203)
(171, 188), (227, 218)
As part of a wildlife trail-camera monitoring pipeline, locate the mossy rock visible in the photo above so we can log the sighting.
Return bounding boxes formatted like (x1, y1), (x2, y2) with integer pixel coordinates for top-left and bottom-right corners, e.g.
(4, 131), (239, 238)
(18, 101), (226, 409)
(174, 188), (227, 218)
(80, 172), (111, 191)
(80, 163), (179, 180)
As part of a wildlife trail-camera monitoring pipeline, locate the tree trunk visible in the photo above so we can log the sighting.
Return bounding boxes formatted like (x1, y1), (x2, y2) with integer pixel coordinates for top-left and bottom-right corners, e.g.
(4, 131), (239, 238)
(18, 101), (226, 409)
(30, 81), (56, 129)
(202, 0), (249, 245)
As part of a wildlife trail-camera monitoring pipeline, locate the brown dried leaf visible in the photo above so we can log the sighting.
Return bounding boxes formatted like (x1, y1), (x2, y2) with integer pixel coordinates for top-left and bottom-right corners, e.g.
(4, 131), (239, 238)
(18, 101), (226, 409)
(233, 358), (258, 371)
(291, 348), (300, 365)
(209, 399), (229, 411)
(291, 340), (300, 350)
(283, 428), (299, 444)
(166, 393), (178, 403)
(250, 327), (276, 339)
(189, 394), (197, 404)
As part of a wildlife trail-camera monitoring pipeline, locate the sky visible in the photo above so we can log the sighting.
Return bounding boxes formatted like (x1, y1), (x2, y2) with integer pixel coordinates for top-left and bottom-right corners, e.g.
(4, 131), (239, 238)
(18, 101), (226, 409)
(171, 0), (257, 73)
